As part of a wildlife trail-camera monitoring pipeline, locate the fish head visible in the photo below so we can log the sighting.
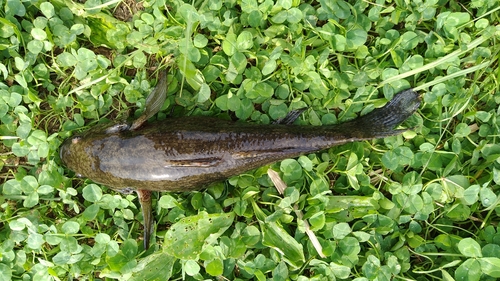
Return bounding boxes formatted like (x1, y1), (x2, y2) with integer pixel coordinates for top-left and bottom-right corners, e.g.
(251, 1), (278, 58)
(60, 122), (129, 179)
(60, 132), (97, 178)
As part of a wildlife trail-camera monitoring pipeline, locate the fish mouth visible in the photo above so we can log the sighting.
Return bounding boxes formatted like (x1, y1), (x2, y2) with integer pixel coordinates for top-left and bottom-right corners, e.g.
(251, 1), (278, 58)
(59, 140), (69, 166)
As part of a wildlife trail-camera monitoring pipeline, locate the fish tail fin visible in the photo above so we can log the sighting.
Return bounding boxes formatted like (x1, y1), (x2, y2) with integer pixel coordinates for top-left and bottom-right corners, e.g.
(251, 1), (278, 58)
(345, 89), (421, 139)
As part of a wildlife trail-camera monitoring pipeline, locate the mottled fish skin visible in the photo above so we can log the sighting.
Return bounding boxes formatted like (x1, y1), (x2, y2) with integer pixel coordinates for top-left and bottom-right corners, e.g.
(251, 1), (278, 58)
(59, 89), (420, 193)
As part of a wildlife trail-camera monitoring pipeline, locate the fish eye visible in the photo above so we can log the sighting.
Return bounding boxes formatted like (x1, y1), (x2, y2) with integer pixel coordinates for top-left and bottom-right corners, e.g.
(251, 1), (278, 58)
(72, 136), (82, 144)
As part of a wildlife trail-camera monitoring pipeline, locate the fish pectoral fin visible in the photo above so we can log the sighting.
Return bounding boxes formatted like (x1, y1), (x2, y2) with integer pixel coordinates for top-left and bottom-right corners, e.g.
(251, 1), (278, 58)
(131, 70), (169, 131)
(165, 157), (223, 167)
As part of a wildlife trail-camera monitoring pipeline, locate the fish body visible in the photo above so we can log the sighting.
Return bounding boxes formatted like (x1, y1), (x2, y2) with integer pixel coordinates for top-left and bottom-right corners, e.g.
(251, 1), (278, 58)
(60, 88), (420, 249)
(60, 89), (420, 192)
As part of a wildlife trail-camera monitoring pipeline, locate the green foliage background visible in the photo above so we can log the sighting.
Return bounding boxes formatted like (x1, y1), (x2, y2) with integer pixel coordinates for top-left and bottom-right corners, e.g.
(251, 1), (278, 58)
(1, 0), (500, 280)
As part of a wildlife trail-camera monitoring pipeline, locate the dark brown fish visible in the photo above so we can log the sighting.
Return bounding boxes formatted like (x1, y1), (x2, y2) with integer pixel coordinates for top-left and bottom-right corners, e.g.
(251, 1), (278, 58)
(60, 78), (420, 248)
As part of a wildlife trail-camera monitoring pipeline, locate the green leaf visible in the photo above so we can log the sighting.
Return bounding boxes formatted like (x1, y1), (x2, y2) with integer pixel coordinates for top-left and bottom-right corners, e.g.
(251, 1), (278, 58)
(444, 12), (471, 27)
(82, 184), (103, 203)
(24, 192), (39, 208)
(130, 252), (175, 281)
(9, 218), (28, 231)
(404, 55), (424, 70)
(381, 150), (397, 170)
(202, 65), (221, 82)
(309, 211), (325, 231)
(122, 239), (138, 259)
(272, 11), (287, 24)
(279, 0), (292, 9)
(193, 34), (208, 48)
(37, 184), (53, 195)
(158, 194), (177, 209)
(11, 142), (29, 157)
(236, 31), (253, 50)
(95, 233), (110, 244)
(362, 255), (381, 279)
(478, 257), (500, 278)
(332, 222), (351, 240)
(27, 130), (46, 145)
(0, 263), (12, 281)
(178, 3), (199, 23)
(346, 29), (367, 50)
(457, 238), (482, 258)
(455, 258), (481, 281)
(298, 155), (313, 171)
(205, 258), (224, 276)
(20, 175), (38, 193)
(400, 31), (420, 50)
(242, 225), (260, 246)
(261, 220), (305, 269)
(230, 52), (247, 74)
(27, 231), (44, 250)
(248, 10), (263, 27)
(331, 262), (351, 279)
(16, 119), (32, 138)
(269, 103), (288, 120)
(280, 159), (302, 182)
(163, 212), (235, 260)
(455, 123), (471, 137)
(320, 0), (350, 19)
(177, 54), (204, 90)
(31, 27), (47, 40)
(197, 83), (211, 103)
(57, 52), (77, 67)
(62, 221), (80, 234)
(27, 40), (43, 55)
(5, 0), (25, 17)
(272, 261), (288, 281)
(3, 179), (21, 195)
(463, 185), (479, 205)
(82, 204), (100, 220)
(479, 186), (497, 207)
(287, 8), (302, 23)
(7, 92), (22, 107)
(0, 103), (8, 118)
(222, 33), (237, 56)
(234, 199), (247, 216)
(246, 81), (274, 100)
(106, 250), (137, 273)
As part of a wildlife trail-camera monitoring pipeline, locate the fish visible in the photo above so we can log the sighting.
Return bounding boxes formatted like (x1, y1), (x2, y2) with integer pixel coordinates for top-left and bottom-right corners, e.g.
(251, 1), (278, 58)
(59, 72), (421, 249)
